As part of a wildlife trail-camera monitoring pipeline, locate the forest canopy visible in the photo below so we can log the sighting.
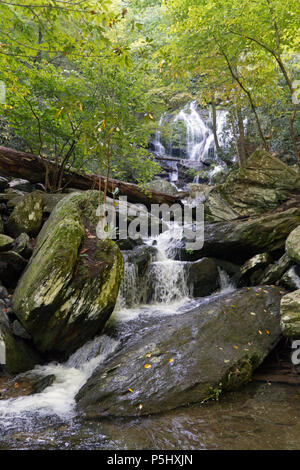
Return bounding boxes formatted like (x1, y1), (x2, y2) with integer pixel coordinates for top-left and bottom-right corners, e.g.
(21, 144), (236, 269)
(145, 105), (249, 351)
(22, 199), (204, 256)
(0, 0), (299, 189)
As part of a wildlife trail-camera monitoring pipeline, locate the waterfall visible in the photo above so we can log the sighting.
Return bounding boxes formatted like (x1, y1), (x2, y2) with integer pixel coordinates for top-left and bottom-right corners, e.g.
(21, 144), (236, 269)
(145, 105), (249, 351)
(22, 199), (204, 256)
(152, 114), (167, 157)
(173, 101), (229, 162)
(217, 267), (235, 294)
(287, 267), (300, 289)
(151, 101), (231, 185)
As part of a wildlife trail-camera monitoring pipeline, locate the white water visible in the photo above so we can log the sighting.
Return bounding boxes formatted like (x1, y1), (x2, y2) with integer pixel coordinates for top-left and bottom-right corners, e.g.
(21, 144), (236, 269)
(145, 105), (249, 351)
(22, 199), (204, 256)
(153, 101), (229, 163)
(217, 267), (235, 295)
(0, 335), (119, 421)
(286, 267), (300, 289)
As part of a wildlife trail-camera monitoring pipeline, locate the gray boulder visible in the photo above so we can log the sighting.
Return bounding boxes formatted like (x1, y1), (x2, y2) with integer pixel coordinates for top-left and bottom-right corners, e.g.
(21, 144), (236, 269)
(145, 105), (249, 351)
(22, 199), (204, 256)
(205, 150), (300, 221)
(76, 286), (283, 417)
(280, 290), (300, 338)
(286, 225), (300, 266)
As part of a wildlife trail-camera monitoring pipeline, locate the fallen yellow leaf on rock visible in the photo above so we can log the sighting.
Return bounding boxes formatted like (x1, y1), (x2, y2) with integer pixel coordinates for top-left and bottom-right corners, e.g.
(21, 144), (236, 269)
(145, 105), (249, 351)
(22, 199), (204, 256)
(265, 329), (270, 335)
(233, 345), (239, 349)
(144, 364), (151, 369)
(169, 358), (174, 363)
(128, 388), (133, 392)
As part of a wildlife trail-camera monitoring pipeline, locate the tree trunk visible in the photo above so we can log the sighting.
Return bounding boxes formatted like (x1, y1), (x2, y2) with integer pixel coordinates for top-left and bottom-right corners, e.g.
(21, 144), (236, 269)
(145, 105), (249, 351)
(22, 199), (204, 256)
(211, 101), (221, 155)
(229, 112), (242, 167)
(0, 146), (183, 207)
(236, 107), (247, 167)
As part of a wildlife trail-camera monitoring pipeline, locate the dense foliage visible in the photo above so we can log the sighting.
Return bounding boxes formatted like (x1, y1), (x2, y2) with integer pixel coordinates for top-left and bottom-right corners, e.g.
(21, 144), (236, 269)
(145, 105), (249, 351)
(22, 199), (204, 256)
(0, 0), (299, 189)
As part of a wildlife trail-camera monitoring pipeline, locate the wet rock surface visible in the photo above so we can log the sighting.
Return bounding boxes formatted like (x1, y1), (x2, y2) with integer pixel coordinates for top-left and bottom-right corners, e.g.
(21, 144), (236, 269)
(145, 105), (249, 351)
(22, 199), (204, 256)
(76, 286), (283, 417)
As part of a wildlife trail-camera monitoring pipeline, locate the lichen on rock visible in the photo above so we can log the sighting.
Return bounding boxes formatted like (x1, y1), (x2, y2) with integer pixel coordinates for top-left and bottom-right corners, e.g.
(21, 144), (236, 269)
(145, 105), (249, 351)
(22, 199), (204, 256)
(12, 191), (124, 358)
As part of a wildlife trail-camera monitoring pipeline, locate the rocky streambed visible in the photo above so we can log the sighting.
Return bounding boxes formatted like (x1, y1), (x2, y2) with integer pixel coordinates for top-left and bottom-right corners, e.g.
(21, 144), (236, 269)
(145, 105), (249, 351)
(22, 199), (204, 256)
(1, 150), (300, 449)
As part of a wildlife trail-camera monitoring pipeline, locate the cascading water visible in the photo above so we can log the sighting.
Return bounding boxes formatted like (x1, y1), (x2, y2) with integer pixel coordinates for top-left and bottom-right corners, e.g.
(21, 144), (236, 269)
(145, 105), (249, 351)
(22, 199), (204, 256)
(0, 335), (119, 421)
(152, 101), (230, 185)
(153, 101), (230, 162)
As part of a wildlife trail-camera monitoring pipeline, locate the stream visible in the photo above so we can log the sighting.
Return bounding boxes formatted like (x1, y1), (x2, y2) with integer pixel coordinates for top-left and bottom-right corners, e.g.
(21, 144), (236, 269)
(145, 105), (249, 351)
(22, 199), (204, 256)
(0, 102), (298, 451)
(0, 223), (300, 450)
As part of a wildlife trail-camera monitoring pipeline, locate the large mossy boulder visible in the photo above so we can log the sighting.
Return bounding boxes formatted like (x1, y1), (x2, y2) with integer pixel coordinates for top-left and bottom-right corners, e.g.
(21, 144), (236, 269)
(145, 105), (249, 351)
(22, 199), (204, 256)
(280, 290), (300, 338)
(76, 286), (283, 417)
(6, 191), (43, 238)
(286, 225), (300, 266)
(205, 150), (300, 221)
(12, 191), (124, 358)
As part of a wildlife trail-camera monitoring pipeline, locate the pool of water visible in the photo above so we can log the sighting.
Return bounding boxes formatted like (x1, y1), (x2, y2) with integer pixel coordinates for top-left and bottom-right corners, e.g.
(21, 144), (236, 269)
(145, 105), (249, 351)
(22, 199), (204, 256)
(1, 381), (300, 450)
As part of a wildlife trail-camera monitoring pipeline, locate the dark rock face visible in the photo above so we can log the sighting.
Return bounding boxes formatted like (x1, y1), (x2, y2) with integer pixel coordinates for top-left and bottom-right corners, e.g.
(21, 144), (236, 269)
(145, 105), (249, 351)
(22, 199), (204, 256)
(0, 177), (9, 192)
(261, 253), (292, 285)
(238, 253), (272, 287)
(187, 257), (219, 297)
(0, 312), (41, 375)
(76, 286), (283, 418)
(178, 207), (300, 263)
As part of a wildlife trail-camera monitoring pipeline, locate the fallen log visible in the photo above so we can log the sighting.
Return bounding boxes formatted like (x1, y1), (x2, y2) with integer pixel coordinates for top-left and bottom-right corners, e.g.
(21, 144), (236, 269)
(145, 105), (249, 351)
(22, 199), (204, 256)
(0, 146), (183, 207)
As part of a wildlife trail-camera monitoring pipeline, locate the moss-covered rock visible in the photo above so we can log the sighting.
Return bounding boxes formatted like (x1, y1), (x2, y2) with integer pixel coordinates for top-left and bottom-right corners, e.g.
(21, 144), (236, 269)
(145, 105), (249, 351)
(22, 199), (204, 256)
(286, 225), (300, 266)
(12, 191), (124, 358)
(6, 192), (43, 238)
(76, 286), (282, 417)
(280, 290), (300, 338)
(0, 234), (14, 252)
(205, 150), (300, 221)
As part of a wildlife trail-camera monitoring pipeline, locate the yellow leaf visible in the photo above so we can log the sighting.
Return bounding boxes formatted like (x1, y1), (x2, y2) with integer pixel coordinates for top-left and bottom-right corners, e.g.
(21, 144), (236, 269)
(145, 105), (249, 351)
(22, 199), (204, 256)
(233, 345), (239, 350)
(144, 364), (151, 369)
(265, 329), (270, 335)
(258, 330), (263, 335)
(55, 107), (64, 117)
(169, 358), (174, 363)
(128, 388), (133, 392)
